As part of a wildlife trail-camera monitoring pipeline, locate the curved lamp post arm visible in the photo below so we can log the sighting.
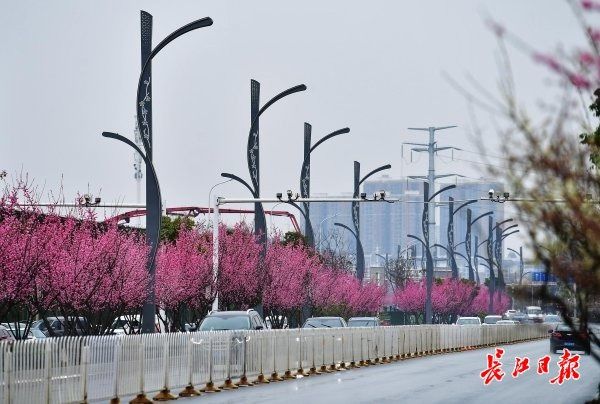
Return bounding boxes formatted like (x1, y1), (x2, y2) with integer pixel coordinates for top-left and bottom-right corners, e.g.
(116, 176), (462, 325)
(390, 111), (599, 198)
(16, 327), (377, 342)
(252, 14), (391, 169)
(478, 261), (491, 270)
(507, 247), (521, 257)
(454, 199), (477, 215)
(334, 222), (358, 239)
(257, 84), (307, 120)
(501, 230), (520, 240)
(359, 164), (392, 187)
(432, 243), (450, 255)
(454, 251), (468, 263)
(472, 211), (493, 224)
(220, 173), (257, 198)
(310, 127), (350, 153)
(284, 200), (313, 238)
(500, 224), (519, 234)
(492, 218), (513, 231)
(407, 234), (426, 249)
(136, 16), (214, 154)
(101, 131), (162, 264)
(428, 184), (456, 202)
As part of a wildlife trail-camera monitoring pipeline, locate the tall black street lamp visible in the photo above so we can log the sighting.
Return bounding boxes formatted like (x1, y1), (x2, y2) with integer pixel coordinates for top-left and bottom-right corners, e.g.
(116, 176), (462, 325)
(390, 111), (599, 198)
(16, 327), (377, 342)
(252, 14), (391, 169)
(222, 81), (307, 254)
(486, 216), (496, 313)
(465, 209), (493, 283)
(351, 161), (391, 281)
(299, 123), (349, 247)
(103, 12), (213, 335)
(446, 197), (477, 279)
(408, 183), (456, 324)
(493, 220), (517, 292)
(507, 246), (524, 285)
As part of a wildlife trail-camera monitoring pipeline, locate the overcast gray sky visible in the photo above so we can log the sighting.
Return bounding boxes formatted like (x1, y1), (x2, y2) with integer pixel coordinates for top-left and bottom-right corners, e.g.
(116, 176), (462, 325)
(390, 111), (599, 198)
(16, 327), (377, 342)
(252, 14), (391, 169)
(0, 0), (587, 241)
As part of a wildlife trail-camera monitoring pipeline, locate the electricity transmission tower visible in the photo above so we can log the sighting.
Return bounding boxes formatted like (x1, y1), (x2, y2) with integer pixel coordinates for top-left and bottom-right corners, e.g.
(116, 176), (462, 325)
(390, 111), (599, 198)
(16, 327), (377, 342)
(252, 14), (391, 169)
(404, 126), (463, 257)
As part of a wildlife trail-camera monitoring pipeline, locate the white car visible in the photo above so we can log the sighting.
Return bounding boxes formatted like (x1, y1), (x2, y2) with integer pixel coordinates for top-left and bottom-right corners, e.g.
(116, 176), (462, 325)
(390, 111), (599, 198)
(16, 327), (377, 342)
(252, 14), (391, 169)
(526, 306), (544, 323)
(455, 317), (481, 325)
(496, 320), (518, 325)
(503, 309), (517, 320)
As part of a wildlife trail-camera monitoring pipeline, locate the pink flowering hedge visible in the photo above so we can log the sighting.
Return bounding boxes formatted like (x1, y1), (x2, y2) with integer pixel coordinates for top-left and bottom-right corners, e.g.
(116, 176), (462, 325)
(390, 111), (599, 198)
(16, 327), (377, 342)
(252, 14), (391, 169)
(394, 279), (511, 323)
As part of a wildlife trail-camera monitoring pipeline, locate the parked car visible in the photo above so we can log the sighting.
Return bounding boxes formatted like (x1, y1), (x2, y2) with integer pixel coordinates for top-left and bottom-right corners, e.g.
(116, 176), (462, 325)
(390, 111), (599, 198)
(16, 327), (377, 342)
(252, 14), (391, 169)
(455, 317), (481, 326)
(29, 317), (87, 338)
(348, 317), (379, 327)
(0, 325), (15, 342)
(549, 323), (591, 355)
(303, 317), (347, 328)
(526, 306), (544, 323)
(198, 310), (266, 331)
(496, 320), (518, 325)
(483, 315), (503, 325)
(503, 309), (517, 320)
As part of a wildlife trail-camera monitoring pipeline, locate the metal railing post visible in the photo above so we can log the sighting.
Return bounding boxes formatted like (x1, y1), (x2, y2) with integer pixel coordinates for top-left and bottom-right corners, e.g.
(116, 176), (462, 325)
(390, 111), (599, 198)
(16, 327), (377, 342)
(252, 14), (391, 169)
(179, 337), (201, 397)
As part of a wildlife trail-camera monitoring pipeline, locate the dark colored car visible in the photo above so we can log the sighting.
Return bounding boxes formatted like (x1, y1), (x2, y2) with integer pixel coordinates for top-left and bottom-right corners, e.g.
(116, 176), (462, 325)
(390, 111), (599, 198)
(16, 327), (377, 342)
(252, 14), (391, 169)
(198, 310), (266, 331)
(303, 317), (347, 328)
(348, 317), (379, 327)
(549, 324), (591, 355)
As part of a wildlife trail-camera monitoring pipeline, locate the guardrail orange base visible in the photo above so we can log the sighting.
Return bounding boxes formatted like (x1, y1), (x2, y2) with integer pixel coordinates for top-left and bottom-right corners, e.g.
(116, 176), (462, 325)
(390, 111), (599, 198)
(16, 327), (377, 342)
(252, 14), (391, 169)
(253, 373), (270, 384)
(269, 372), (284, 381)
(200, 381), (221, 393)
(129, 393), (152, 404)
(153, 388), (177, 401)
(179, 384), (201, 397)
(219, 378), (238, 390)
(236, 375), (253, 387)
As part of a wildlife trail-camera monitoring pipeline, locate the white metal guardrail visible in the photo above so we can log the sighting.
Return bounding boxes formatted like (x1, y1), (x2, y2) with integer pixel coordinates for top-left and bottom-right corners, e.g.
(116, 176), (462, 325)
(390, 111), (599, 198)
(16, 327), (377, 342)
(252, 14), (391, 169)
(0, 324), (550, 403)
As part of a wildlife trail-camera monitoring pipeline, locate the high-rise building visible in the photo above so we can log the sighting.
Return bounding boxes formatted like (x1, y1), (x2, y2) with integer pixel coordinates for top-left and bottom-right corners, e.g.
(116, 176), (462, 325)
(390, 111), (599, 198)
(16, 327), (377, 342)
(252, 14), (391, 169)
(362, 176), (423, 264)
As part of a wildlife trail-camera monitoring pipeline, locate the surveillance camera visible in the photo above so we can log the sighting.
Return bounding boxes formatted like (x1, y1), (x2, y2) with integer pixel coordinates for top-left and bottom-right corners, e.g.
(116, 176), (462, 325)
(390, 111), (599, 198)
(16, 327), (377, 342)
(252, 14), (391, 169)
(488, 189), (495, 199)
(286, 190), (293, 198)
(360, 192), (367, 200)
(503, 192), (509, 200)
(94, 197), (101, 205)
(379, 190), (386, 200)
(276, 192), (283, 200)
(84, 194), (91, 204)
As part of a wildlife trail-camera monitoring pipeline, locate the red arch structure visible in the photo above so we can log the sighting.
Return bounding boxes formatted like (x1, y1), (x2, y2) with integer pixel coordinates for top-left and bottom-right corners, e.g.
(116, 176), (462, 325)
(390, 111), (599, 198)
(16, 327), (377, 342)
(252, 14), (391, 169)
(104, 206), (300, 233)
